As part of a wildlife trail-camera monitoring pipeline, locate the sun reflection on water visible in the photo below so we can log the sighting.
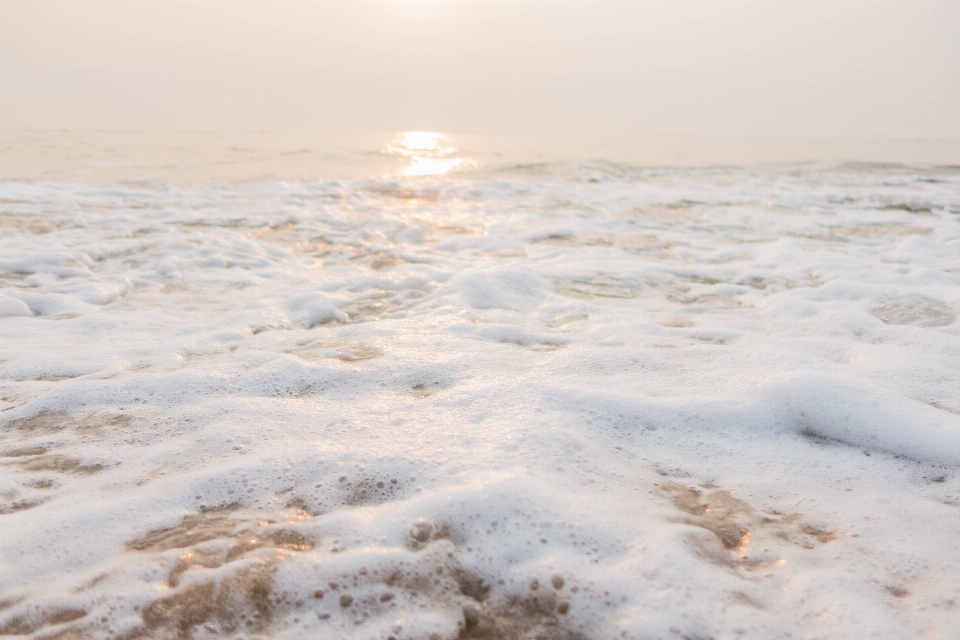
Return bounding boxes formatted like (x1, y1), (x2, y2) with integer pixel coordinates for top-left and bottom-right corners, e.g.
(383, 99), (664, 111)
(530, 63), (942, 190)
(386, 131), (473, 177)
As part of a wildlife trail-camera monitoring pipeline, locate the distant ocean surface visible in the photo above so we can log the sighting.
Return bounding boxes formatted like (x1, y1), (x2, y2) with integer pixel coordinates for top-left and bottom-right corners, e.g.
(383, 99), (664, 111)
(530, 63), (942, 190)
(2, 132), (959, 639)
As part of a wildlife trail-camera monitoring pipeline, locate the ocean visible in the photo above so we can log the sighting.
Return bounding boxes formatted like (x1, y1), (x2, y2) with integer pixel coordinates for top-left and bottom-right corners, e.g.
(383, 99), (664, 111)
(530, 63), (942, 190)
(1, 132), (959, 639)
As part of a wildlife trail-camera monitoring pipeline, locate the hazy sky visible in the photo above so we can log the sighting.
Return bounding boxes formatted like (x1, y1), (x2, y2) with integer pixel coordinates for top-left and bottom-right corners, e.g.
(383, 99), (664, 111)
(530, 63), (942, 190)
(1, 0), (957, 138)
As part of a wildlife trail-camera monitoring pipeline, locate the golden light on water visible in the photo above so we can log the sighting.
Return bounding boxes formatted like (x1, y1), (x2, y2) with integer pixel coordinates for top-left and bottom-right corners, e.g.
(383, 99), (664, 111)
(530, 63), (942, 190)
(391, 132), (453, 155)
(386, 131), (473, 177)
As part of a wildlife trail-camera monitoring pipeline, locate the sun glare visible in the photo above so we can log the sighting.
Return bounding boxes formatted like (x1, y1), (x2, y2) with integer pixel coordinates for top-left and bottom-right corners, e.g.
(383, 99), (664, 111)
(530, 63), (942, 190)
(386, 131), (472, 177)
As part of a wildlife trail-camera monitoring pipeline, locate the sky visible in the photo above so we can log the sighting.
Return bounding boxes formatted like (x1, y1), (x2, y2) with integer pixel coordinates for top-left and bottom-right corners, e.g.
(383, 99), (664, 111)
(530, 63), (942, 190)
(1, 0), (958, 139)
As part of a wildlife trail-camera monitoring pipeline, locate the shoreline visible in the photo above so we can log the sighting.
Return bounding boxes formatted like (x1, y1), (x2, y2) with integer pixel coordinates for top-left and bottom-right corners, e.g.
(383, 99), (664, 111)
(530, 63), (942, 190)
(2, 130), (958, 185)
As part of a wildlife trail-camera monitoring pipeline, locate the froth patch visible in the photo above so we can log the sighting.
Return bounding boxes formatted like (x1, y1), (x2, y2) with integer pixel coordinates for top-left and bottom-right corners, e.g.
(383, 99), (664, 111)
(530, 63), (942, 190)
(779, 376), (960, 466)
(0, 291), (93, 317)
(282, 292), (344, 329)
(0, 297), (32, 318)
(452, 267), (550, 312)
(872, 298), (956, 328)
(279, 472), (415, 515)
(477, 326), (568, 352)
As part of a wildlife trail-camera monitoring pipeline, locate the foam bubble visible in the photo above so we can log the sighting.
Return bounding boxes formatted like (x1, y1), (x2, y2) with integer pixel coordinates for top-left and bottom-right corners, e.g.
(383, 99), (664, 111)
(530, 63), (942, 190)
(0, 297), (32, 317)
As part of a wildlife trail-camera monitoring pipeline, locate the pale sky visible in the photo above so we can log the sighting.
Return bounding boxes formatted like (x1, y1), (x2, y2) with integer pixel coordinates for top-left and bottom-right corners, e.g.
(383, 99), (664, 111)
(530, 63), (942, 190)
(1, 0), (957, 138)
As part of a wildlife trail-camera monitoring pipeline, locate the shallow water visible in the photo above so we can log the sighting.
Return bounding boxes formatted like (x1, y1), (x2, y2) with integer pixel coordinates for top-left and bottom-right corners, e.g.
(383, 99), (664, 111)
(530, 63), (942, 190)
(1, 161), (960, 639)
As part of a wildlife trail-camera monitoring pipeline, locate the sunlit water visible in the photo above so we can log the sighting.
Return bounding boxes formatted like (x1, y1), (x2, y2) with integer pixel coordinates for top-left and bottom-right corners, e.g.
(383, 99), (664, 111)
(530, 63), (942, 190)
(1, 143), (960, 639)
(385, 132), (473, 178)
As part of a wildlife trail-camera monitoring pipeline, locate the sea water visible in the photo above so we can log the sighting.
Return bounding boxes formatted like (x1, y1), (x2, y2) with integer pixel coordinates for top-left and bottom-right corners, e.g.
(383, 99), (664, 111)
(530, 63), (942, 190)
(1, 155), (959, 639)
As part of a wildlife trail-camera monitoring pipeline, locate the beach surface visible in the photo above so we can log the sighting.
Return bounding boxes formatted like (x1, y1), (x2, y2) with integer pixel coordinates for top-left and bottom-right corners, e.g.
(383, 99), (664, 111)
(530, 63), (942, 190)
(2, 133), (960, 639)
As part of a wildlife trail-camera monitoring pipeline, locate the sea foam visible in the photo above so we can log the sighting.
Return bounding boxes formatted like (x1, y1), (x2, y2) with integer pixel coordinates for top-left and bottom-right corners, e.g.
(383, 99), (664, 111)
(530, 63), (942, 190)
(1, 166), (959, 639)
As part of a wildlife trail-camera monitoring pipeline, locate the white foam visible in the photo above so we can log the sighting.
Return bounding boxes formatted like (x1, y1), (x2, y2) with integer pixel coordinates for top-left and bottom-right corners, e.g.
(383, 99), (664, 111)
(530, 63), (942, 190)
(1, 166), (959, 639)
(0, 297), (32, 317)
